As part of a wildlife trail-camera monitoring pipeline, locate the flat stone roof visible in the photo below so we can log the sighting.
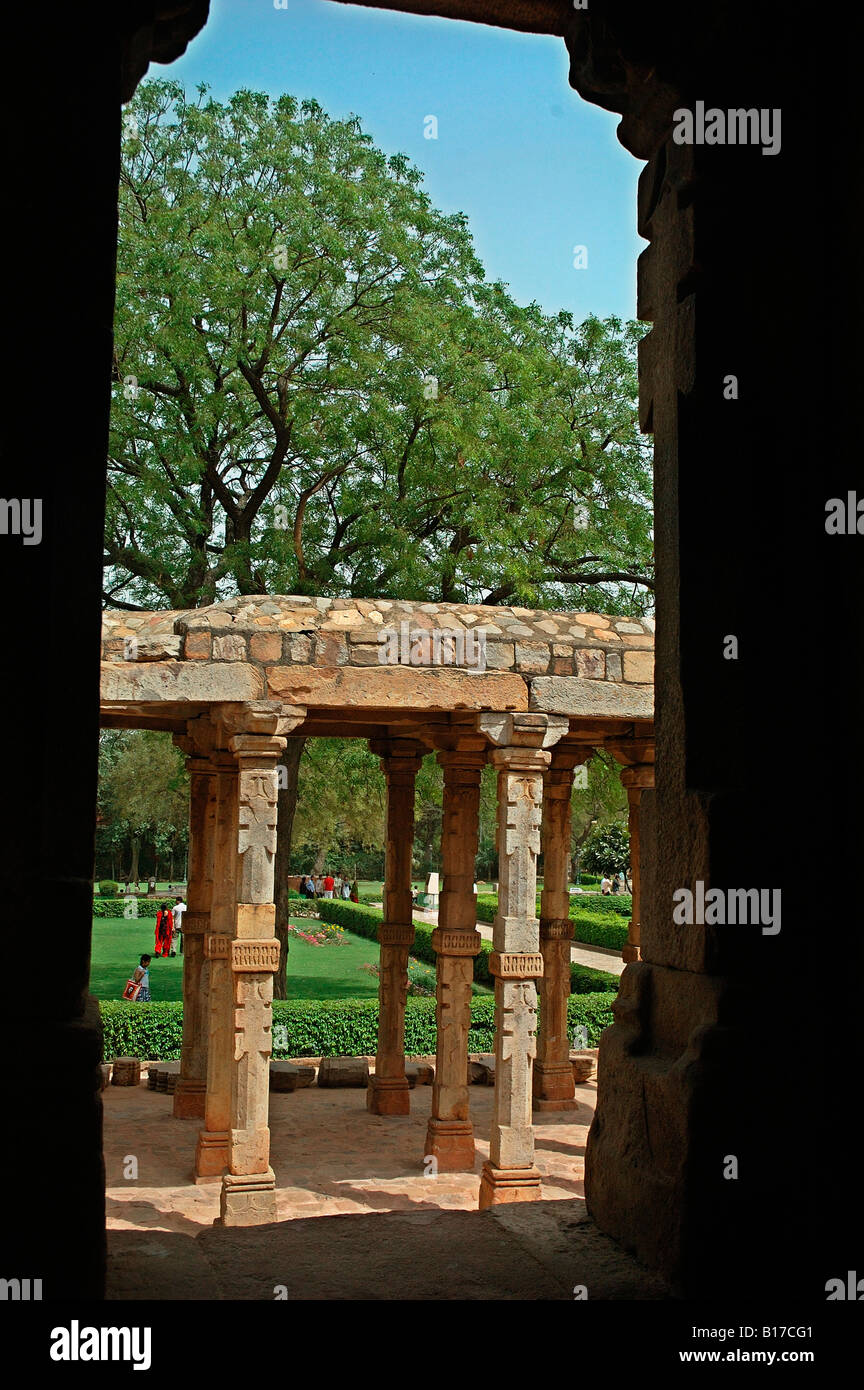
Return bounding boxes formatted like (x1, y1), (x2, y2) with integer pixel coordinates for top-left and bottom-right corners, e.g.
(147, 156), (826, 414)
(100, 595), (654, 726)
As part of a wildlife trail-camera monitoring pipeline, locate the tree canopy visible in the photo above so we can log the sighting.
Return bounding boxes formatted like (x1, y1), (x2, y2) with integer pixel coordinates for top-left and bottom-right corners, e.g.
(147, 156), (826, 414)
(108, 80), (653, 615)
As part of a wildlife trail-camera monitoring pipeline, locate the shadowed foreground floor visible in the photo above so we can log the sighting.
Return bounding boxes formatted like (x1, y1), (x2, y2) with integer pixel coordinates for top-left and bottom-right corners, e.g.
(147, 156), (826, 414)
(104, 1074), (667, 1300)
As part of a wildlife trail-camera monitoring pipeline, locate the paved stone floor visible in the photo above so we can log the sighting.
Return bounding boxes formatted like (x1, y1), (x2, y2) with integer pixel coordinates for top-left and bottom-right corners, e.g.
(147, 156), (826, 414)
(105, 1074), (667, 1300)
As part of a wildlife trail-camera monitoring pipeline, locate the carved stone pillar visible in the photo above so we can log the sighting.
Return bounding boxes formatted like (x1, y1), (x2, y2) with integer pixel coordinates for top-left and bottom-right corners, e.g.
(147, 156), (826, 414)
(476, 713), (568, 1208)
(618, 760), (655, 964)
(534, 747), (590, 1111)
(424, 743), (485, 1170)
(367, 740), (424, 1116)
(194, 752), (238, 1182)
(193, 702), (304, 1229)
(172, 730), (218, 1119)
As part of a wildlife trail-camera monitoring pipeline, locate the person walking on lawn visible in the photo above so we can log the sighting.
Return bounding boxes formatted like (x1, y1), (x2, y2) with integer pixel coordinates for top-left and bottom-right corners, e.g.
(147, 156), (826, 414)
(130, 954), (152, 1002)
(154, 902), (173, 958)
(171, 895), (185, 955)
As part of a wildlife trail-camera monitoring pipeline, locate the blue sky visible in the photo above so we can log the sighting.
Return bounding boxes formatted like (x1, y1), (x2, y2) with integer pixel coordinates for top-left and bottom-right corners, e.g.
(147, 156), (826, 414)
(161, 0), (643, 322)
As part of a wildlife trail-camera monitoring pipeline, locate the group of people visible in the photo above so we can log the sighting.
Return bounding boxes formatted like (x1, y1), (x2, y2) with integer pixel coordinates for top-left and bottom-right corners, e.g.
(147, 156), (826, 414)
(600, 872), (629, 896)
(153, 896), (186, 957)
(299, 872), (357, 902)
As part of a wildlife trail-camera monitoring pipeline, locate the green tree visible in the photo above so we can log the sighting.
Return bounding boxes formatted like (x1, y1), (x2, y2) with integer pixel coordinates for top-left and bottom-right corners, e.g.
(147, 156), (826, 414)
(98, 731), (189, 883)
(570, 752), (629, 868)
(108, 80), (652, 613)
(581, 823), (631, 881)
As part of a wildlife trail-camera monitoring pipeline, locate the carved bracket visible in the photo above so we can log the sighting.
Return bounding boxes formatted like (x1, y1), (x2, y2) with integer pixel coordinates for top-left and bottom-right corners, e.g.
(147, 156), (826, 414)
(539, 917), (575, 940)
(489, 951), (545, 979)
(231, 940), (280, 972)
(432, 928), (482, 956)
(205, 934), (231, 959)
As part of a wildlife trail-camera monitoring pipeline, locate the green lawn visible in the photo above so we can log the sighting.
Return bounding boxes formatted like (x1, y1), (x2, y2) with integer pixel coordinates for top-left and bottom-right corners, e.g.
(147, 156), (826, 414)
(89, 917), (383, 1003)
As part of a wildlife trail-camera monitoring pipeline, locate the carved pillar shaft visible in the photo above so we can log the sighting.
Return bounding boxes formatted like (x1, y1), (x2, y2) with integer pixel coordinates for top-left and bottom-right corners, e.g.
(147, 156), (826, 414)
(479, 743), (550, 1207)
(424, 749), (484, 1170)
(174, 752), (217, 1118)
(195, 757), (238, 1181)
(220, 730), (285, 1227)
(367, 741), (422, 1115)
(619, 764), (654, 964)
(535, 750), (587, 1111)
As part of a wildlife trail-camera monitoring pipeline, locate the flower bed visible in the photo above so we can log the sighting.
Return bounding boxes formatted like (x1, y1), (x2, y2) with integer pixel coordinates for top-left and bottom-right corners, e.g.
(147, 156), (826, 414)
(287, 921), (348, 946)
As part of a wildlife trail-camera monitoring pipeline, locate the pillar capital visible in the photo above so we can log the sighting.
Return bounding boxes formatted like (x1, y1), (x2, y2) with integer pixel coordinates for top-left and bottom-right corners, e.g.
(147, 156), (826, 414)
(607, 740), (655, 770)
(547, 743), (595, 772)
(215, 700), (306, 741)
(619, 762), (655, 792)
(478, 711), (569, 751)
(369, 736), (425, 777)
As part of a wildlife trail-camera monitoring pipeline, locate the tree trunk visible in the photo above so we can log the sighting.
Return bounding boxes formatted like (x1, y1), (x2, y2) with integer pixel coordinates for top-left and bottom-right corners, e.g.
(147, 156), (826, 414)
(130, 836), (140, 884)
(273, 737), (306, 1000)
(312, 844), (327, 874)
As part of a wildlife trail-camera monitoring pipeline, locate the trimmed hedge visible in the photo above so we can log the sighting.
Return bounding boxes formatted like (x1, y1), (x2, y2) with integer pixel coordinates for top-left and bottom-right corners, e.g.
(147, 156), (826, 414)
(99, 992), (615, 1062)
(477, 891), (630, 952)
(573, 893), (632, 917)
(93, 898), (161, 919)
(569, 915), (629, 952)
(323, 899), (618, 995)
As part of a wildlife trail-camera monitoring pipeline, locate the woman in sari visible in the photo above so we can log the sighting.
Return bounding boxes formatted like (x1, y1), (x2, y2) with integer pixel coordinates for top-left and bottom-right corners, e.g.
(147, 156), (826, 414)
(154, 902), (173, 958)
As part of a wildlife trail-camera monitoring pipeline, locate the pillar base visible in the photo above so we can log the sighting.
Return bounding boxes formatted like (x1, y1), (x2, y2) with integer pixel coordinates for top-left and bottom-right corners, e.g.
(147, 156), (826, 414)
(532, 1061), (576, 1109)
(622, 944), (641, 963)
(173, 1078), (206, 1119)
(219, 1168), (277, 1226)
(194, 1128), (229, 1181)
(424, 1118), (475, 1172)
(367, 1075), (411, 1115)
(478, 1161), (542, 1209)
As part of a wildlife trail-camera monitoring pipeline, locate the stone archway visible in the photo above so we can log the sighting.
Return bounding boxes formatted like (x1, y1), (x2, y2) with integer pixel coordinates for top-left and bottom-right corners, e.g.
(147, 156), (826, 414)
(6, 0), (859, 1304)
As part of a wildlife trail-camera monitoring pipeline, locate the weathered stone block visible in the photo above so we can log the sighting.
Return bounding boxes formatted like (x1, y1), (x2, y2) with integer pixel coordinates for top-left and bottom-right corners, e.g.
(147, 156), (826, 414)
(570, 1049), (598, 1083)
(468, 1054), (495, 1085)
(317, 1056), (370, 1088)
(515, 642), (551, 674)
(184, 631), (212, 660)
(529, 677), (653, 719)
(267, 665), (529, 711)
(623, 649), (654, 683)
(111, 1057), (141, 1087)
(575, 648), (606, 679)
(249, 632), (283, 663)
(484, 641), (517, 670)
(314, 632), (349, 665)
(270, 1061), (316, 1092)
(286, 633), (312, 663)
(405, 1062), (434, 1087)
(212, 633), (247, 661)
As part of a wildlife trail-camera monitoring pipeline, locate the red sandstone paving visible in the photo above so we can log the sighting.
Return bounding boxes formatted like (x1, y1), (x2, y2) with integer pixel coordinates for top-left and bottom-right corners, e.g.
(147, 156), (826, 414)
(104, 1078), (594, 1234)
(104, 1076), (671, 1300)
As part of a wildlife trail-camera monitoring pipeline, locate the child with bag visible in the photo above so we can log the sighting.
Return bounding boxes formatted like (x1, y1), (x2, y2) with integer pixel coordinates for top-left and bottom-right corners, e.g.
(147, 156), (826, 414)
(122, 954), (151, 1003)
